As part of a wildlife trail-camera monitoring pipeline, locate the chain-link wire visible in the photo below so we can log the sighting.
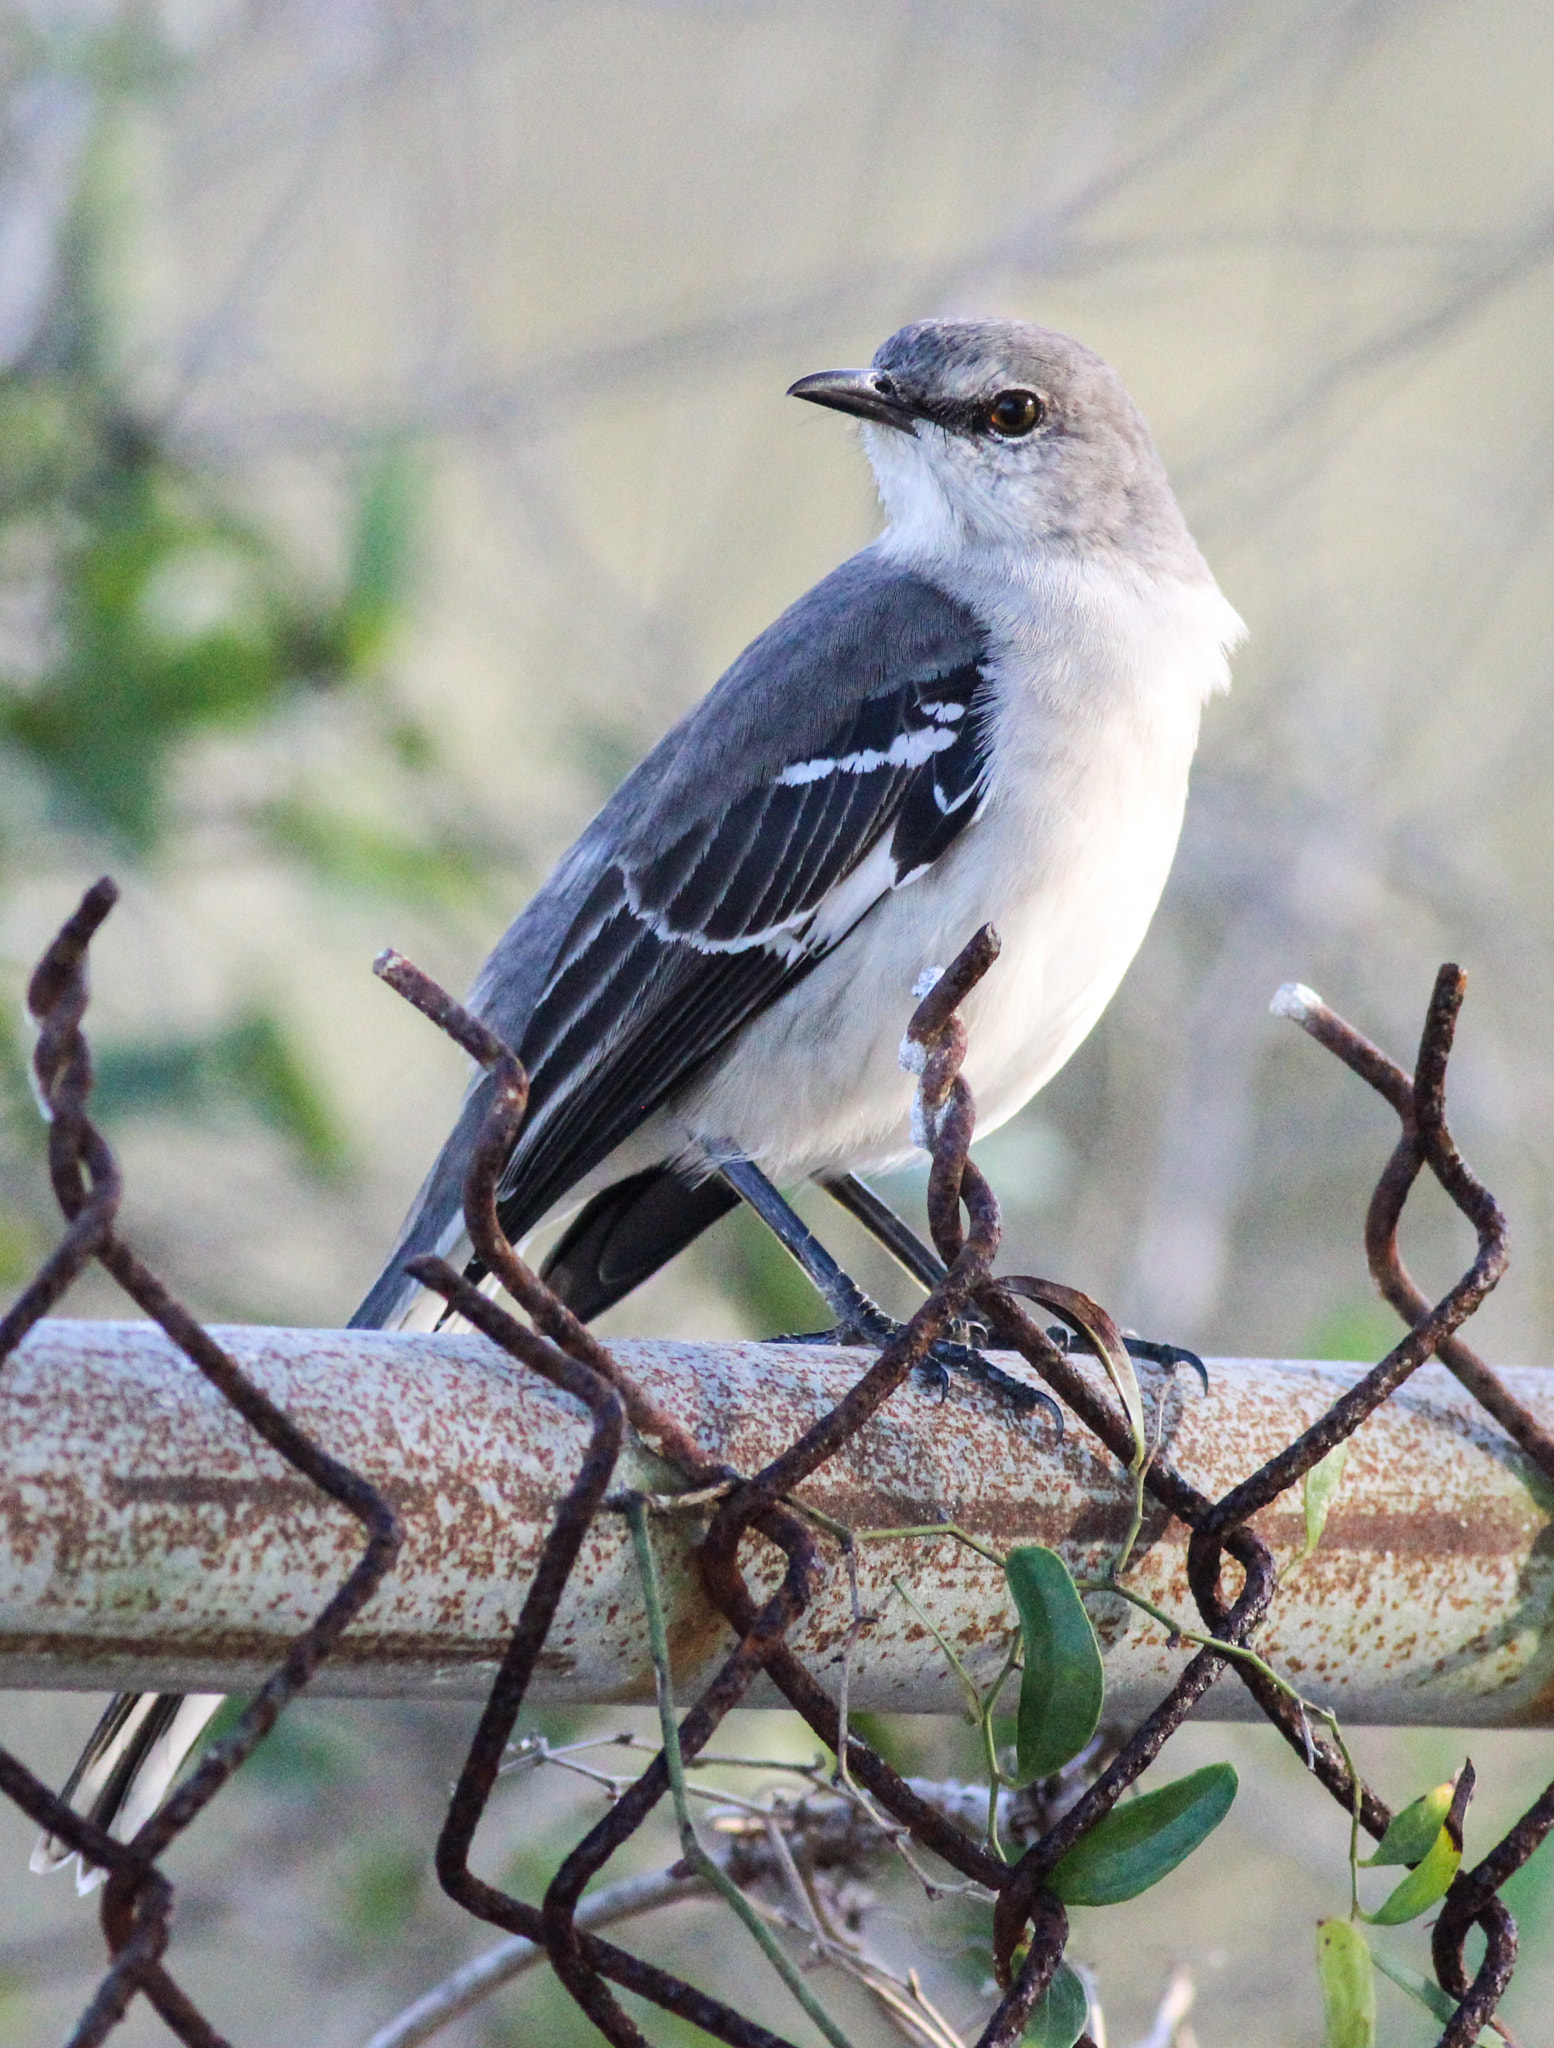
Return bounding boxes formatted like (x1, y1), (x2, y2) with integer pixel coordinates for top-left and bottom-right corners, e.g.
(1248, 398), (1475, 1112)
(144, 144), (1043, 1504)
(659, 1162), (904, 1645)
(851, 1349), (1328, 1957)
(2, 883), (1550, 2046)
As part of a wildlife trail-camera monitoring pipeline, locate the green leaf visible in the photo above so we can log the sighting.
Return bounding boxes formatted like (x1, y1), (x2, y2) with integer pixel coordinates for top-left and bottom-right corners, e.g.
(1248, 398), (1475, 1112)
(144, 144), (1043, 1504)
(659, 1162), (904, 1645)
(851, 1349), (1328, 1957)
(1088, 1328), (1145, 1470)
(1316, 1919), (1375, 2048)
(1362, 1824), (1460, 1925)
(1361, 1781), (1453, 1867)
(1301, 1440), (1350, 1562)
(1372, 1951), (1498, 2043)
(1021, 1962), (1090, 2047)
(1050, 1763), (1237, 1906)
(1007, 1546), (1104, 1781)
(1362, 1765), (1472, 1925)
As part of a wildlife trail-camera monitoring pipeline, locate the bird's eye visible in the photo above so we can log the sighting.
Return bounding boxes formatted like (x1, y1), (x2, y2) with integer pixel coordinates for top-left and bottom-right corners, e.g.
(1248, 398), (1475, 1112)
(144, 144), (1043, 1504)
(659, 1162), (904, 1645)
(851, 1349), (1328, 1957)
(985, 389), (1044, 438)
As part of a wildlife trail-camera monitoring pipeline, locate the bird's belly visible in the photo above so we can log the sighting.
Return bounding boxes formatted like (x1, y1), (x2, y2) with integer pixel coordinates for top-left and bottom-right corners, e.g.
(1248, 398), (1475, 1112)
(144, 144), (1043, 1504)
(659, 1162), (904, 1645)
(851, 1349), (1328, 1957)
(675, 722), (1192, 1181)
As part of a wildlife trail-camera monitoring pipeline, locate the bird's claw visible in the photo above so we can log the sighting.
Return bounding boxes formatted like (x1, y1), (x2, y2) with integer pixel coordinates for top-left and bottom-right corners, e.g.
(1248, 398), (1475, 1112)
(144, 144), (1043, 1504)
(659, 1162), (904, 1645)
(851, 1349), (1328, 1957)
(773, 1308), (896, 1348)
(1121, 1333), (1210, 1392)
(917, 1346), (954, 1401)
(773, 1325), (873, 1346)
(1044, 1323), (1209, 1393)
(910, 1333), (1062, 1432)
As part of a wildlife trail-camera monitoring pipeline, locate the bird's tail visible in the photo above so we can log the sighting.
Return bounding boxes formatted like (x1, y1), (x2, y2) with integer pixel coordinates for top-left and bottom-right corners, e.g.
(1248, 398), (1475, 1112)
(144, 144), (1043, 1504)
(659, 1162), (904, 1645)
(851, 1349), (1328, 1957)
(32, 1692), (224, 1893)
(349, 1077), (493, 1330)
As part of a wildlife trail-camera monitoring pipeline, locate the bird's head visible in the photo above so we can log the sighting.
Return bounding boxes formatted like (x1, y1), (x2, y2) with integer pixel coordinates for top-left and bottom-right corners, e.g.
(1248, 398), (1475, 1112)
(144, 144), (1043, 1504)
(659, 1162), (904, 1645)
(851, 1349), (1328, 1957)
(789, 318), (1196, 570)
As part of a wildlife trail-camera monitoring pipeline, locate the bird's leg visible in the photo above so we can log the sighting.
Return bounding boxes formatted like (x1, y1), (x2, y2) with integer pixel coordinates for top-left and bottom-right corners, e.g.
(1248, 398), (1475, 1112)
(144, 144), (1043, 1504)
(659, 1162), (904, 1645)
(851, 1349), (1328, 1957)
(817, 1171), (946, 1288)
(715, 1156), (1060, 1425)
(820, 1173), (1206, 1389)
(814, 1171), (1058, 1425)
(818, 1171), (994, 1348)
(716, 1154), (893, 1344)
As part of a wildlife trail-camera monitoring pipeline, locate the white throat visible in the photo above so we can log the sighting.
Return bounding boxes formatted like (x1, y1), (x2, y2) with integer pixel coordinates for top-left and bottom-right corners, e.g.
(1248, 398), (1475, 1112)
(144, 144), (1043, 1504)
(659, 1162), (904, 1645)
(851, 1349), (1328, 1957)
(864, 423), (985, 561)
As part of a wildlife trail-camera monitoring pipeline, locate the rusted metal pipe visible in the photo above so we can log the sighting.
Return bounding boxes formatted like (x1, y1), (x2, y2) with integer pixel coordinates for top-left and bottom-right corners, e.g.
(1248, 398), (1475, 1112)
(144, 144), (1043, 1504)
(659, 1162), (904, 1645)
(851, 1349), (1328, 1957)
(4, 1319), (1553, 1724)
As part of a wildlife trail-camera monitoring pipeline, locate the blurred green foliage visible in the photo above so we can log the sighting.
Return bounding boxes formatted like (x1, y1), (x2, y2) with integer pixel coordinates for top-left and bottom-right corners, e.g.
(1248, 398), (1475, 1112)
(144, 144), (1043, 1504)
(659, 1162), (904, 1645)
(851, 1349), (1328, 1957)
(0, 24), (415, 847)
(261, 797), (486, 914)
(339, 1841), (427, 1946)
(0, 399), (374, 845)
(1502, 1838), (1554, 1964)
(93, 1011), (346, 1173)
(194, 1697), (365, 1793)
(1300, 1298), (1404, 1365)
(0, 1204), (39, 1287)
(0, 1968), (26, 2037)
(0, 18), (504, 1253)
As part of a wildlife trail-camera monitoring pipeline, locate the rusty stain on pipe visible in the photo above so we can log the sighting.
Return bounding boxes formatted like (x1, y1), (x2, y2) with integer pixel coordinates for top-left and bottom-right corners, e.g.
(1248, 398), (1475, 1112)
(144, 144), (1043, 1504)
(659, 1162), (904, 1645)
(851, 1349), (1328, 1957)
(4, 1319), (1552, 1724)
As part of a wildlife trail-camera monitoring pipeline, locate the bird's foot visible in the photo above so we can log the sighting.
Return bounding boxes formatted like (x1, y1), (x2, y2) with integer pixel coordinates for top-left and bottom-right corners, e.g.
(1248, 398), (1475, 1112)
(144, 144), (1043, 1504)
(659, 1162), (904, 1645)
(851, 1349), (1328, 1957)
(773, 1324), (878, 1347)
(916, 1330), (1063, 1429)
(1044, 1325), (1209, 1393)
(774, 1310), (1060, 1428)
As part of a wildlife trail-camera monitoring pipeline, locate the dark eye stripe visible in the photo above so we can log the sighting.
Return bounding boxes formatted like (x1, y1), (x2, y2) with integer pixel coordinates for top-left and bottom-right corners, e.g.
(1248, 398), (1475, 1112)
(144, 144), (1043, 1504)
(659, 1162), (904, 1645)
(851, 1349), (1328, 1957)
(907, 389), (1048, 440)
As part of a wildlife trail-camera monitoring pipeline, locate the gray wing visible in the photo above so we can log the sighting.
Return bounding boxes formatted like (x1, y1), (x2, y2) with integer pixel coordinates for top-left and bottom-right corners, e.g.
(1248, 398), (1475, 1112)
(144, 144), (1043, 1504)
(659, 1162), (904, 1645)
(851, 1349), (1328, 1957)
(351, 550), (991, 1329)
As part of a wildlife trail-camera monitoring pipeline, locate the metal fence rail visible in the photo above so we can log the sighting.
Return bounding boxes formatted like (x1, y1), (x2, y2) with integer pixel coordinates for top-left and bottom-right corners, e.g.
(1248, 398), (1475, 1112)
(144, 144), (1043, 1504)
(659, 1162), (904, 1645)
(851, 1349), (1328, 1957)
(6, 1320), (1554, 1725)
(4, 880), (1554, 2048)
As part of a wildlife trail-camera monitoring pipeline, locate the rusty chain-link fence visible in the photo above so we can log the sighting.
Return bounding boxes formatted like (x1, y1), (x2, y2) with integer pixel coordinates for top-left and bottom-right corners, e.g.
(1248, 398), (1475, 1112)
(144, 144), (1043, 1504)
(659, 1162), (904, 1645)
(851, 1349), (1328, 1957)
(3, 877), (1554, 2048)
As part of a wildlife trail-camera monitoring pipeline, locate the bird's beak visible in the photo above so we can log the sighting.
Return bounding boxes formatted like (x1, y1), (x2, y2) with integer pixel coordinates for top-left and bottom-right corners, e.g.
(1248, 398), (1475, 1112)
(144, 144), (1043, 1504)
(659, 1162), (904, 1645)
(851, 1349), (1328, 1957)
(787, 368), (918, 435)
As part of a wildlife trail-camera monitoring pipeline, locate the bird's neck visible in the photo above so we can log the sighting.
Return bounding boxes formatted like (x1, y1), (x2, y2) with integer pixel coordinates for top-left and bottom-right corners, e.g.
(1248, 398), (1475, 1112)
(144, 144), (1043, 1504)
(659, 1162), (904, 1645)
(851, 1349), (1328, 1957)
(872, 526), (1245, 716)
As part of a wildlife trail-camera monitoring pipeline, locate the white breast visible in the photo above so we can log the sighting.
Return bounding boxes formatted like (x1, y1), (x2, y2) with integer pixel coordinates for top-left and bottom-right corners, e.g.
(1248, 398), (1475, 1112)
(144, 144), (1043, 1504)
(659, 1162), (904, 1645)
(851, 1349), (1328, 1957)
(673, 549), (1242, 1182)
(948, 549), (1240, 1126)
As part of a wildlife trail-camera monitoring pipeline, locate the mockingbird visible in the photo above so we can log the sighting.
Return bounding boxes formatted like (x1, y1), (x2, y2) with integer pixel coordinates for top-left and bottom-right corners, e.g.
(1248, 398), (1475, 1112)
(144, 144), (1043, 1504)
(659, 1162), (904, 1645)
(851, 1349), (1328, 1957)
(38, 317), (1242, 1878)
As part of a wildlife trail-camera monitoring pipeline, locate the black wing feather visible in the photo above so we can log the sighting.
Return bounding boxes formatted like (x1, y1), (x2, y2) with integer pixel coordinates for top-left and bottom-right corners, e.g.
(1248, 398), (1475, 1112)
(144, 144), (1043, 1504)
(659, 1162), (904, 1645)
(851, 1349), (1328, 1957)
(890, 659), (988, 875)
(506, 939), (790, 1234)
(488, 655), (993, 1251)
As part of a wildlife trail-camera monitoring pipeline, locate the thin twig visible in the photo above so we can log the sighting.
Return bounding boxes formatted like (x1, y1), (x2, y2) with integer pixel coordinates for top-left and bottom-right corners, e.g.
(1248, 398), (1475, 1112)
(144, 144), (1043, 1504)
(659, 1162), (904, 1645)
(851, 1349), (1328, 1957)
(359, 1868), (712, 2048)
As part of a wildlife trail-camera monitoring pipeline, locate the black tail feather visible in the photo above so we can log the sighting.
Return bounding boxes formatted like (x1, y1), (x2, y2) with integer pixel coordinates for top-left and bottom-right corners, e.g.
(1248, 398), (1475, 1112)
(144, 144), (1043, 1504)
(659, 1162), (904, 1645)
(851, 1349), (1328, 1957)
(73, 1692), (188, 1835)
(538, 1164), (738, 1323)
(34, 1690), (223, 1888)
